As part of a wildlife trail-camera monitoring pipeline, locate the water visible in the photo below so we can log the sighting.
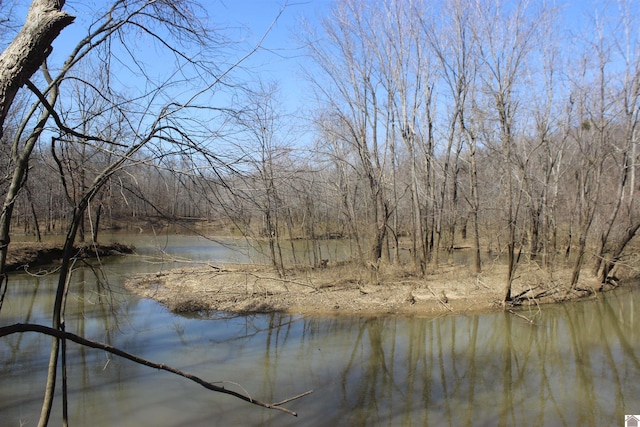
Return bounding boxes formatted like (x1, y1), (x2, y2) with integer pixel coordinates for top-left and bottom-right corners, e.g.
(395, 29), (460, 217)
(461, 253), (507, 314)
(1, 235), (639, 426)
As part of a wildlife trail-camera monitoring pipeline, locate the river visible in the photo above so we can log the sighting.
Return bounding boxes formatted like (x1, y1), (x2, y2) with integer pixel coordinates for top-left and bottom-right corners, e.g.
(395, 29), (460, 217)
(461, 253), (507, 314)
(1, 234), (639, 426)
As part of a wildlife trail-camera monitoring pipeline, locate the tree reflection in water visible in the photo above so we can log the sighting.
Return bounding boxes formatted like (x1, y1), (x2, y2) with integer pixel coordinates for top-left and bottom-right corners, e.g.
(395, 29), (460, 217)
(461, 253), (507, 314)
(262, 289), (639, 426)
(1, 268), (639, 426)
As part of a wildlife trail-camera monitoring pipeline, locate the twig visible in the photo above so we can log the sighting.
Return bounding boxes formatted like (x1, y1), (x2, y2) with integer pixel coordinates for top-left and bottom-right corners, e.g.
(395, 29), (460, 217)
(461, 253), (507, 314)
(511, 285), (540, 300)
(273, 390), (315, 407)
(426, 286), (453, 312)
(507, 309), (537, 325)
(241, 270), (318, 291)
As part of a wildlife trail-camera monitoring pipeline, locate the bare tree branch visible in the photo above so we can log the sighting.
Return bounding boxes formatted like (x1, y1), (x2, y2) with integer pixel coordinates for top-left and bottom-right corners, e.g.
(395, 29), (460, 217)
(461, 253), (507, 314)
(0, 322), (312, 416)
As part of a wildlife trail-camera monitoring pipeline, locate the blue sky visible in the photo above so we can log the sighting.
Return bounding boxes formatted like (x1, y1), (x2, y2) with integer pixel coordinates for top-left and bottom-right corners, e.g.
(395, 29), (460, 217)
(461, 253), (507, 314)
(214, 0), (333, 110)
(42, 1), (332, 117)
(7, 0), (639, 143)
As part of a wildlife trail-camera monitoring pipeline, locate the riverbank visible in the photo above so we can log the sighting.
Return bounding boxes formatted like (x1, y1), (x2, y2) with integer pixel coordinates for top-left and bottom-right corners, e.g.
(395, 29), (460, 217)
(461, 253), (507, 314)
(123, 257), (620, 317)
(6, 240), (629, 316)
(5, 241), (135, 272)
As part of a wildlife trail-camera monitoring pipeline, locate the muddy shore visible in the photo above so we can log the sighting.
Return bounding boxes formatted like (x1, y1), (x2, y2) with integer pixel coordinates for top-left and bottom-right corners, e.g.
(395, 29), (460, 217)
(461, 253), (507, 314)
(5, 242), (135, 272)
(123, 258), (616, 317)
(5, 242), (628, 317)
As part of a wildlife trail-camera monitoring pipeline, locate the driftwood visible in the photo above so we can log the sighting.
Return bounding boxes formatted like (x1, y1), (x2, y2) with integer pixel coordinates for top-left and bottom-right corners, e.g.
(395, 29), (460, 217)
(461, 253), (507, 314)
(0, 323), (312, 416)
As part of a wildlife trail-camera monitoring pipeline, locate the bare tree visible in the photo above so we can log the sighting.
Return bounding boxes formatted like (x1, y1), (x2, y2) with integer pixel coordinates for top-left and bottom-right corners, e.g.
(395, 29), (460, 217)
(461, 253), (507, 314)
(377, 0), (433, 272)
(426, 0), (478, 269)
(228, 81), (294, 276)
(472, 0), (549, 303)
(0, 0), (73, 307)
(433, 0), (484, 273)
(304, 0), (391, 280)
(0, 2), (308, 425)
(565, 5), (621, 290)
(315, 113), (367, 262)
(590, 0), (640, 284)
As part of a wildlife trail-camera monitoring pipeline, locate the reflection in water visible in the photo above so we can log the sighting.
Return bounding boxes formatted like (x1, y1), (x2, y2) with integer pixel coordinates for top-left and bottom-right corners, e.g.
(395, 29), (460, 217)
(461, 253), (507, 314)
(0, 238), (639, 426)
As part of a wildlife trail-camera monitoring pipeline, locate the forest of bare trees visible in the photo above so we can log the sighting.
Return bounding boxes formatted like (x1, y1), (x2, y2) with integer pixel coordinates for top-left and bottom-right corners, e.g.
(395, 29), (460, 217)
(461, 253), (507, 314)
(0, 0), (312, 424)
(0, 0), (639, 424)
(7, 0), (638, 294)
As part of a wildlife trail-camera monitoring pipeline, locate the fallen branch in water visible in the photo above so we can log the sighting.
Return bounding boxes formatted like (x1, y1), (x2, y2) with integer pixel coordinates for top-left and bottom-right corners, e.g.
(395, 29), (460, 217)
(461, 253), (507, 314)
(507, 309), (538, 325)
(0, 323), (312, 416)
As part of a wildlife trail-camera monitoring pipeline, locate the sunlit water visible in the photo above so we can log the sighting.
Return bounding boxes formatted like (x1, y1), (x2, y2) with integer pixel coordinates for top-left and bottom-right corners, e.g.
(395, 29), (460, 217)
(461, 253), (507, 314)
(1, 234), (639, 426)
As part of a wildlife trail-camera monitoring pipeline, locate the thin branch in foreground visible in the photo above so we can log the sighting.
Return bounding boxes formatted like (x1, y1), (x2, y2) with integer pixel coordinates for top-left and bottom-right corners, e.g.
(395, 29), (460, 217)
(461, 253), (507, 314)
(0, 323), (311, 416)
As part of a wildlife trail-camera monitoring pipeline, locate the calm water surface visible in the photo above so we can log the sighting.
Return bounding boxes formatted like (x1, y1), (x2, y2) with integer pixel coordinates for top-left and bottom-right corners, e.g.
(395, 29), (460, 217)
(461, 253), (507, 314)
(1, 234), (639, 426)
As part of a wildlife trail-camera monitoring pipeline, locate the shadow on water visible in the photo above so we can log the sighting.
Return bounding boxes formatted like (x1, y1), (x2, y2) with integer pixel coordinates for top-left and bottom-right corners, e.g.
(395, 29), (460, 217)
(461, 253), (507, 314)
(1, 235), (639, 426)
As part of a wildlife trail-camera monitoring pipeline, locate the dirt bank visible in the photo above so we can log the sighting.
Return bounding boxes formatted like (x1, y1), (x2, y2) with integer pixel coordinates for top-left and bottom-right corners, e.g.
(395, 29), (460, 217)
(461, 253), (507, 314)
(124, 258), (617, 317)
(5, 242), (135, 272)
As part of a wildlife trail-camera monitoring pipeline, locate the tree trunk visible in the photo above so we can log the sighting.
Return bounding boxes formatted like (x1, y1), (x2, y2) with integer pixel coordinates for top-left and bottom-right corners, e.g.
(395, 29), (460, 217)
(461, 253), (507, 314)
(92, 202), (103, 243)
(0, 2), (73, 307)
(600, 221), (640, 284)
(0, 1), (74, 140)
(39, 206), (84, 427)
(0, 85), (59, 308)
(592, 151), (628, 276)
(26, 185), (42, 242)
(468, 143), (482, 274)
